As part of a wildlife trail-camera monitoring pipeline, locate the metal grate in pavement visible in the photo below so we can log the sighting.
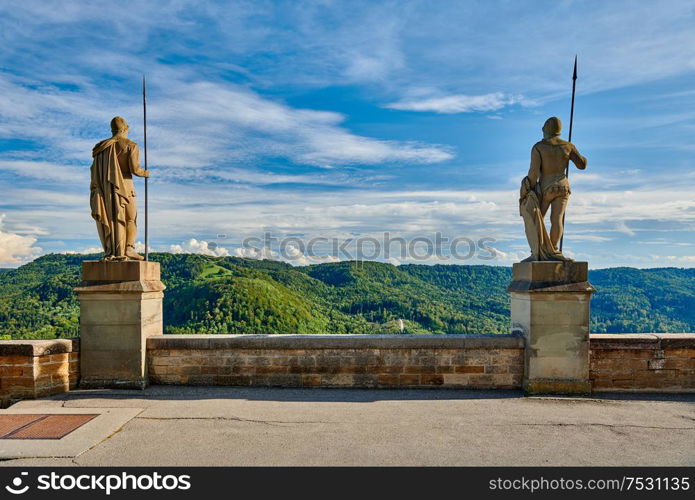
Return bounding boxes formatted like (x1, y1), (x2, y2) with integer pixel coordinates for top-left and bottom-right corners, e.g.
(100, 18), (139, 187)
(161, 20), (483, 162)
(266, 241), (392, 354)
(0, 414), (46, 438)
(0, 414), (98, 440)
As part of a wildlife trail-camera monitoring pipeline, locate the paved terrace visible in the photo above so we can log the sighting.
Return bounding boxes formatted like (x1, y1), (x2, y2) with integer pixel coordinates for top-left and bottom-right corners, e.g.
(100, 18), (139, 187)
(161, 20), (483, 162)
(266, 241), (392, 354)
(1, 386), (693, 466)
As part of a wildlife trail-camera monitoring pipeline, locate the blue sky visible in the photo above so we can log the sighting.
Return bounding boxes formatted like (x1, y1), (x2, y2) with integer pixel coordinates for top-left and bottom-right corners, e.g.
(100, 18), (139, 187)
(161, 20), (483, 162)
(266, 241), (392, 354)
(1, 0), (694, 268)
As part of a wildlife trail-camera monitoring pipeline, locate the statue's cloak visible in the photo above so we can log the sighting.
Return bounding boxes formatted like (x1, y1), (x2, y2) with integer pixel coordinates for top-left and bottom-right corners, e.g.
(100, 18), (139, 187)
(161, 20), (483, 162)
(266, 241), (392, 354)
(519, 176), (564, 261)
(90, 138), (130, 258)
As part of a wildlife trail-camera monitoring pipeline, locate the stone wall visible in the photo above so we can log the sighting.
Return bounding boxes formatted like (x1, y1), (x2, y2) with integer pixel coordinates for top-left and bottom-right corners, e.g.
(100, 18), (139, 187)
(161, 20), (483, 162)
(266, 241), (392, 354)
(146, 335), (525, 389)
(590, 334), (695, 392)
(1, 334), (694, 403)
(0, 339), (79, 407)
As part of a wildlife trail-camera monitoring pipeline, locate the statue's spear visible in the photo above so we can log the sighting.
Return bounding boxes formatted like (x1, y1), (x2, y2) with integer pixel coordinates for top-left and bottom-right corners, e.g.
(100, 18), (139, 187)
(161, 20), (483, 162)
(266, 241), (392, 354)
(559, 55), (577, 253)
(142, 75), (149, 261)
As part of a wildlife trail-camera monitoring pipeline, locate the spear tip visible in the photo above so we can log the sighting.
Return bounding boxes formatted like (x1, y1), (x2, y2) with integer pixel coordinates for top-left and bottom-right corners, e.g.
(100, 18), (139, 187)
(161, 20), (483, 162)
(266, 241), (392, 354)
(573, 55), (578, 80)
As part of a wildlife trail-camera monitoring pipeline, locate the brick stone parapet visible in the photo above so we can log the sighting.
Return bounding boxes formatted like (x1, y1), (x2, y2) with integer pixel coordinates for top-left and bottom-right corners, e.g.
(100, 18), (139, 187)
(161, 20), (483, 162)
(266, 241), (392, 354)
(2, 333), (693, 402)
(147, 335), (525, 388)
(590, 334), (695, 392)
(0, 339), (79, 407)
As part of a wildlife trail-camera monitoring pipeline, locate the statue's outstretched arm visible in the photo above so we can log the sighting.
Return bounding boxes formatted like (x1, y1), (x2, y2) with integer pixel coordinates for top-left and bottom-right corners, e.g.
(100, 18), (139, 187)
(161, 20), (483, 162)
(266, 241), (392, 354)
(570, 144), (587, 170)
(129, 144), (150, 177)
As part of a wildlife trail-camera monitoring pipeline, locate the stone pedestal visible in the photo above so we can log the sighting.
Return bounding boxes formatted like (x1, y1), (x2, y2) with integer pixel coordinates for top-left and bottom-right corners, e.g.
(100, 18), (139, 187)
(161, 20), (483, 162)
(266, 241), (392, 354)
(75, 261), (165, 389)
(508, 261), (595, 395)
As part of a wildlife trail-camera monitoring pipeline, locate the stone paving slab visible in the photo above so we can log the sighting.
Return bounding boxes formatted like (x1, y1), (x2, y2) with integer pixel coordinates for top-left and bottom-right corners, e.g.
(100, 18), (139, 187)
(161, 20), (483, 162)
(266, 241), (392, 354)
(0, 406), (143, 459)
(0, 387), (693, 466)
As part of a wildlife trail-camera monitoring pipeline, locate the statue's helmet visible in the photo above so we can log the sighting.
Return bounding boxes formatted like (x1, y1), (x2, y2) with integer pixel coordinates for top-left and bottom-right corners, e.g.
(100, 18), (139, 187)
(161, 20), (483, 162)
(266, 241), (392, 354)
(542, 117), (562, 138)
(110, 116), (129, 135)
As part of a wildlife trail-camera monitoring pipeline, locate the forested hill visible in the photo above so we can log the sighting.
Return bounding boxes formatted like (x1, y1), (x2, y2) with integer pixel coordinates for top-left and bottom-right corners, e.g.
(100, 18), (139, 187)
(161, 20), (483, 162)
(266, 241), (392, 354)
(0, 253), (693, 339)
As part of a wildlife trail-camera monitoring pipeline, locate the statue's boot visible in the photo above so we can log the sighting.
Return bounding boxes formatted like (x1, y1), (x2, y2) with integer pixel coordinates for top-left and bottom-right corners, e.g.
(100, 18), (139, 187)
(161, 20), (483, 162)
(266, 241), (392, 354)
(124, 220), (143, 260)
(125, 245), (144, 261)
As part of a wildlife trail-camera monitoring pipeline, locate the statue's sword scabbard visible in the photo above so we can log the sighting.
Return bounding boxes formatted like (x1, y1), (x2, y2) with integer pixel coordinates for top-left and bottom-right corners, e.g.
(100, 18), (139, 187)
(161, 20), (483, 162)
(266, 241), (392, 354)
(560, 55), (577, 253)
(142, 76), (149, 261)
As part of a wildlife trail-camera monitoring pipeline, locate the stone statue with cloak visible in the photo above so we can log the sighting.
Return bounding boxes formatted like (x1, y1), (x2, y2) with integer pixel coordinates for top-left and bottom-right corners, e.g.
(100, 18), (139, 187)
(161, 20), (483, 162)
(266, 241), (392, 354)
(519, 117), (587, 262)
(90, 116), (149, 261)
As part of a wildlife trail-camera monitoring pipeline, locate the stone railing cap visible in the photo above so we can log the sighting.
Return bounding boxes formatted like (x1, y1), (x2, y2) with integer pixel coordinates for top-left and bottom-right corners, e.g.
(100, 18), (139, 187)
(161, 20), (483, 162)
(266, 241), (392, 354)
(147, 334), (524, 350)
(0, 338), (79, 356)
(590, 333), (695, 348)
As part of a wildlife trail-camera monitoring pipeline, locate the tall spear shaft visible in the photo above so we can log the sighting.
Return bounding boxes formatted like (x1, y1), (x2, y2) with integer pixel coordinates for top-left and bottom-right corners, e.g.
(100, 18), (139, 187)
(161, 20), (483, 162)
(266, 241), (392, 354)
(568, 55), (577, 144)
(142, 76), (149, 261)
(559, 55), (577, 253)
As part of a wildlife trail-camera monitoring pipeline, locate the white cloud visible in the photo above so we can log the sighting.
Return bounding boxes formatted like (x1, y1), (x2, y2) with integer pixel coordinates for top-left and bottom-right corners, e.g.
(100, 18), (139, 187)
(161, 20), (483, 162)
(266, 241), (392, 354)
(614, 221), (636, 237)
(63, 242), (154, 256)
(232, 244), (340, 266)
(564, 234), (613, 243)
(280, 244), (340, 266)
(385, 92), (523, 114)
(84, 246), (101, 254)
(664, 256), (695, 264)
(119, 182), (695, 259)
(168, 239), (341, 266)
(133, 241), (154, 254)
(393, 1), (695, 99)
(482, 246), (529, 265)
(0, 160), (84, 183)
(2, 1), (695, 271)
(232, 246), (279, 260)
(3, 1), (695, 105)
(148, 80), (453, 168)
(0, 72), (453, 172)
(0, 214), (41, 266)
(9, 175), (691, 269)
(64, 246), (102, 255)
(170, 239), (231, 257)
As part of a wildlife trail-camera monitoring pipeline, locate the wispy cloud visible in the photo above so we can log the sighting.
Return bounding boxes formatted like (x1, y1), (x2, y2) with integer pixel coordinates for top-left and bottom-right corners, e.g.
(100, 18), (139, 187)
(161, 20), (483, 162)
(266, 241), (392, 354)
(0, 160), (84, 183)
(0, 73), (453, 170)
(385, 92), (524, 114)
(664, 255), (695, 264)
(614, 221), (636, 237)
(1, 1), (694, 269)
(149, 79), (454, 168)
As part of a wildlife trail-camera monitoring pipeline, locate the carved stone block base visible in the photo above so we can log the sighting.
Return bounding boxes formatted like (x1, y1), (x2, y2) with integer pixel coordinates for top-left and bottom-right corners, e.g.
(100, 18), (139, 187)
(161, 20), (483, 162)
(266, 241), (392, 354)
(509, 261), (595, 395)
(75, 261), (165, 389)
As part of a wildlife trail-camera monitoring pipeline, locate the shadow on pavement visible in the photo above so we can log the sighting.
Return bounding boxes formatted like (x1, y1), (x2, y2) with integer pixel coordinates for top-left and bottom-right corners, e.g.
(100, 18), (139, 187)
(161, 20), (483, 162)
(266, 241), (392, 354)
(31, 385), (695, 405)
